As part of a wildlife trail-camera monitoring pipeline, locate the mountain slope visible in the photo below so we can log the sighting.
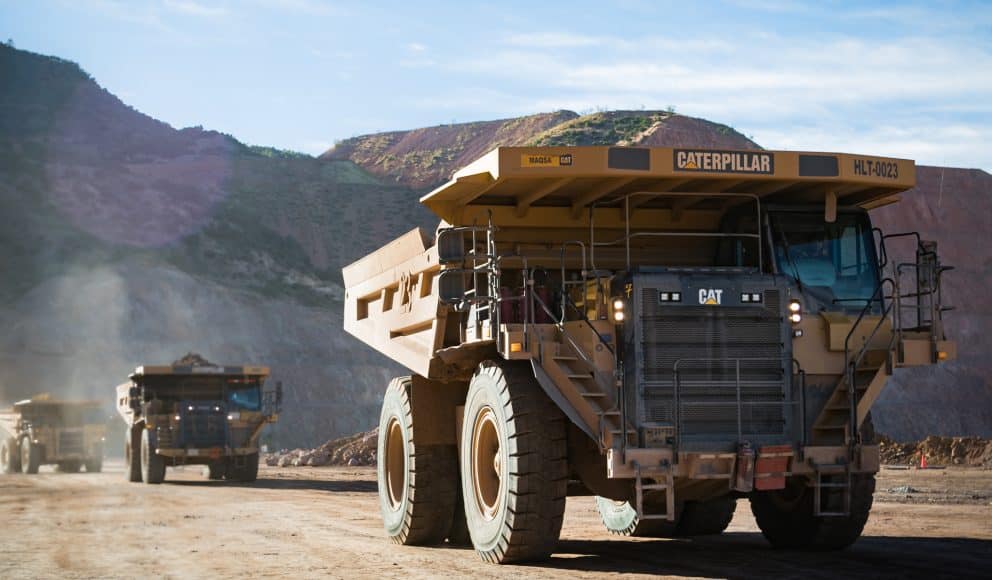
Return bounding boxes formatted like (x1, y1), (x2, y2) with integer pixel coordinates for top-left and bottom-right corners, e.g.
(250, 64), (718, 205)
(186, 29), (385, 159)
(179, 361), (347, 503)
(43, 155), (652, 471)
(323, 109), (759, 190)
(0, 44), (424, 446)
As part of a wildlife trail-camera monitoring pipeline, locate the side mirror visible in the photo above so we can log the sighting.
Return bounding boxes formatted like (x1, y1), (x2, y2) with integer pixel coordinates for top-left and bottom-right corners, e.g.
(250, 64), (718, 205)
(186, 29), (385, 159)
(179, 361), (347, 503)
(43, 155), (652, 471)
(128, 386), (141, 412)
(438, 271), (466, 304)
(437, 229), (465, 264)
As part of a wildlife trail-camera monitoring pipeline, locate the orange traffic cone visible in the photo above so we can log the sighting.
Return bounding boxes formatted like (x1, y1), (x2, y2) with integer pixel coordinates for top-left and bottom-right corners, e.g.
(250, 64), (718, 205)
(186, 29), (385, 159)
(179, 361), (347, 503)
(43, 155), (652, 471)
(919, 454), (928, 469)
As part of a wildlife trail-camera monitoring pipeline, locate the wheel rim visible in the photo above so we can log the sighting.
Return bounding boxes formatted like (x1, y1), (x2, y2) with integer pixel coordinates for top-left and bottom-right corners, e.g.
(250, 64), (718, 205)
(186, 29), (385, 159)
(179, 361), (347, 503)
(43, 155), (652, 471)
(471, 406), (503, 520)
(384, 417), (406, 511)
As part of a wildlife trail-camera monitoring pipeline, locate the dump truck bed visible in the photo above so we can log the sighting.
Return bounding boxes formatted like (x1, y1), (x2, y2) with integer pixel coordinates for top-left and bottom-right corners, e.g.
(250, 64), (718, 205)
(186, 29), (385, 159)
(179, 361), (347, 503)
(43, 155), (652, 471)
(421, 146), (915, 225)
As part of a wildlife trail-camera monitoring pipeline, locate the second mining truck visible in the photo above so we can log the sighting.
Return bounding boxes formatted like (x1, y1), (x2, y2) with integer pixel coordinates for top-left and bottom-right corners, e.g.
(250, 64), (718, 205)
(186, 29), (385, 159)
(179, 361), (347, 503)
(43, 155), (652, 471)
(0, 396), (106, 474)
(116, 363), (282, 484)
(342, 146), (955, 563)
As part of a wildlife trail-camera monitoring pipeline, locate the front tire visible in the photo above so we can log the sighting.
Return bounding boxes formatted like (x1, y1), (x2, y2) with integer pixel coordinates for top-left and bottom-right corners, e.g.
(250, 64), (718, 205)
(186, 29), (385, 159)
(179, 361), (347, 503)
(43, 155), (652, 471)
(1, 437), (20, 474)
(749, 473), (875, 550)
(376, 376), (459, 546)
(460, 361), (567, 564)
(140, 429), (166, 484)
(230, 454), (259, 482)
(125, 428), (142, 482)
(20, 437), (40, 474)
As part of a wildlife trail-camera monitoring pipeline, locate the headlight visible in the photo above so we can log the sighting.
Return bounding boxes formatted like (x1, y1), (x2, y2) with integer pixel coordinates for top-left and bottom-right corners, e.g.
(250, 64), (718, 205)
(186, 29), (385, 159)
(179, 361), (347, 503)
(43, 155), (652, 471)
(227, 414), (234, 421)
(613, 299), (624, 310)
(174, 415), (181, 421)
(614, 310), (625, 322)
(789, 300), (801, 313)
(789, 312), (802, 323)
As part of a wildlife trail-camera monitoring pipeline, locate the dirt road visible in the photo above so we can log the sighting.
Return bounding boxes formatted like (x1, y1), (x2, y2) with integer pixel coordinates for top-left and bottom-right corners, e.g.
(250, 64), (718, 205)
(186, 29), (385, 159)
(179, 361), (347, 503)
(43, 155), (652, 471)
(1, 462), (990, 579)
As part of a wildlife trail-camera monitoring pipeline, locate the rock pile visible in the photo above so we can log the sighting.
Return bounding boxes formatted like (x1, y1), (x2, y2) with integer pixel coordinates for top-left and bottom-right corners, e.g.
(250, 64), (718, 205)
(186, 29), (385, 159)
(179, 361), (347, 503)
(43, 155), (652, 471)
(265, 428), (378, 467)
(173, 352), (215, 366)
(879, 435), (992, 467)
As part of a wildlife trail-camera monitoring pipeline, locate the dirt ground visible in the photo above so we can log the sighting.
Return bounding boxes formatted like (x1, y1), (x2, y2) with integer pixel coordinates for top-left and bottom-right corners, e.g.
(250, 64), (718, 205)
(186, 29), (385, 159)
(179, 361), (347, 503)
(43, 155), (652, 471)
(1, 462), (990, 579)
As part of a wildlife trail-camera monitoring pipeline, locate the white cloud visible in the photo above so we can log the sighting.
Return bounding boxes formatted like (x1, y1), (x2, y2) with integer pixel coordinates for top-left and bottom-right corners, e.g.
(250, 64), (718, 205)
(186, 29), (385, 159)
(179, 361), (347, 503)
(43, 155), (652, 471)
(504, 32), (606, 48)
(407, 42), (427, 53)
(442, 29), (992, 169)
(163, 0), (227, 17)
(250, 0), (339, 15)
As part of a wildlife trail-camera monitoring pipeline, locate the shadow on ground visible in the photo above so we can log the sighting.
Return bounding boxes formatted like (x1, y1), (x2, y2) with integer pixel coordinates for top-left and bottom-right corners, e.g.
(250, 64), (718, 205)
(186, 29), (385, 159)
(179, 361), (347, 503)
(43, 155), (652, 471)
(538, 532), (992, 578)
(167, 477), (377, 493)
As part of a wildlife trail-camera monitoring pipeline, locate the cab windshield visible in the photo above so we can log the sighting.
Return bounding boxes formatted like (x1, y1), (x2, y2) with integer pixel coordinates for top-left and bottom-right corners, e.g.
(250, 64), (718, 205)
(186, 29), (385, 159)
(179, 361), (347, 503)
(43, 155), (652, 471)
(770, 211), (880, 309)
(226, 377), (262, 411)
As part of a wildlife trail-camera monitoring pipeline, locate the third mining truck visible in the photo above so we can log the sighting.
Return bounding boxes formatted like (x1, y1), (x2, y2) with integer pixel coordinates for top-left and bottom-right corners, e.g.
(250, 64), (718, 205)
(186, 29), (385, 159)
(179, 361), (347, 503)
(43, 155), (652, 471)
(342, 146), (955, 563)
(116, 363), (282, 484)
(0, 396), (106, 474)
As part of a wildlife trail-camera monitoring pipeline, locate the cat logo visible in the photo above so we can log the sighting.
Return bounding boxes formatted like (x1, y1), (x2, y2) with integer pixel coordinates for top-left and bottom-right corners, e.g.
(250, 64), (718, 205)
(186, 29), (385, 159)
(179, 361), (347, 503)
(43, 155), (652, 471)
(683, 159), (699, 169)
(698, 288), (723, 305)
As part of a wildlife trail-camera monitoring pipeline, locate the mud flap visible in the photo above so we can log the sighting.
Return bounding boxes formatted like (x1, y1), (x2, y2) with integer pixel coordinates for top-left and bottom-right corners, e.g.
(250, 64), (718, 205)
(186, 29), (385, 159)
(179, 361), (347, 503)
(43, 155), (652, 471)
(754, 445), (793, 491)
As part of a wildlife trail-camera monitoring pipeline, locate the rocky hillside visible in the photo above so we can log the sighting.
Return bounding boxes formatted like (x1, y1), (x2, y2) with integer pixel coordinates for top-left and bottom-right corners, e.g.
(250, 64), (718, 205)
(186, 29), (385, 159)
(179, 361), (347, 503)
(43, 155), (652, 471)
(1, 44), (988, 447)
(0, 45), (425, 447)
(324, 110), (758, 189)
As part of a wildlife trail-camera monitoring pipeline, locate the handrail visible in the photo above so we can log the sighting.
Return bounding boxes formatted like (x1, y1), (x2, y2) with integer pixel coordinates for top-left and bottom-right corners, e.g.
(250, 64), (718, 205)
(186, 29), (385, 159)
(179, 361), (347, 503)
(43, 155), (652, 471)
(623, 191), (763, 271)
(842, 277), (896, 445)
(560, 291), (616, 355)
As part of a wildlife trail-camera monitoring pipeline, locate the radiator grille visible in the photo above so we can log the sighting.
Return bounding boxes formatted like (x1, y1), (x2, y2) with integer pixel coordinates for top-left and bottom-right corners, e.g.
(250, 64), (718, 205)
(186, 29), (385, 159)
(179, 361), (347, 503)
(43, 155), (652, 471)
(58, 430), (84, 455)
(178, 409), (227, 448)
(639, 288), (787, 438)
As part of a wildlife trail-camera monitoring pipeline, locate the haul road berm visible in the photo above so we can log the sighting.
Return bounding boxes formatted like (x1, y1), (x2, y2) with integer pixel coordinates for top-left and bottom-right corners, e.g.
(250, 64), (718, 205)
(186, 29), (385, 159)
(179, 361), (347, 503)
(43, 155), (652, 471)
(116, 362), (282, 484)
(342, 145), (955, 563)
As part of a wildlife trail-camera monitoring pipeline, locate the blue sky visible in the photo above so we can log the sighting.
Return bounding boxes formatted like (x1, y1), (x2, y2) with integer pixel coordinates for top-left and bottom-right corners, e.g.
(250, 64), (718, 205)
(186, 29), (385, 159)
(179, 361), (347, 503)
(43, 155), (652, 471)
(3, 0), (991, 169)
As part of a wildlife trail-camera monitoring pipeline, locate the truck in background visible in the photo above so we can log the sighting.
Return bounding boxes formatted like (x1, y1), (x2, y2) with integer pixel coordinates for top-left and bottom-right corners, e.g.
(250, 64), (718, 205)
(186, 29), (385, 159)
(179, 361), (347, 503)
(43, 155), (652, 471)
(116, 363), (282, 484)
(1, 396), (106, 474)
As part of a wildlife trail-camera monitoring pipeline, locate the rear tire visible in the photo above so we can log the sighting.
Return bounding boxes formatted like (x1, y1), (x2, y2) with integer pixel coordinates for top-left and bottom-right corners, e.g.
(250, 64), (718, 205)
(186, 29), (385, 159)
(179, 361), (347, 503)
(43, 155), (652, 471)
(58, 460), (82, 473)
(85, 456), (103, 474)
(376, 376), (458, 546)
(125, 428), (142, 482)
(677, 496), (737, 536)
(140, 429), (166, 484)
(749, 473), (875, 550)
(596, 495), (736, 537)
(20, 437), (40, 474)
(85, 442), (104, 473)
(460, 361), (567, 564)
(447, 489), (472, 547)
(1, 437), (20, 474)
(596, 496), (676, 536)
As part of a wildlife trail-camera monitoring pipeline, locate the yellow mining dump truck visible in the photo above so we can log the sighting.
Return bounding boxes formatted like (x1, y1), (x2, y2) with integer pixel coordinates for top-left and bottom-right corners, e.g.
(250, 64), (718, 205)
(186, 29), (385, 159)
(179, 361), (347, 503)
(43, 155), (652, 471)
(0, 396), (106, 474)
(343, 146), (955, 563)
(116, 364), (282, 484)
